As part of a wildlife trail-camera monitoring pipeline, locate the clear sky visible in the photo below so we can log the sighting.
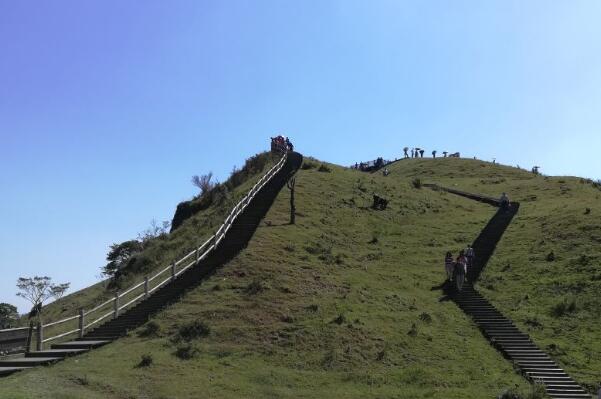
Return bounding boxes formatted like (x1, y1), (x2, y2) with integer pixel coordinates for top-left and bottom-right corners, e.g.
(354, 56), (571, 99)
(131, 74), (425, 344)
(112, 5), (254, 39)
(2, 1), (601, 313)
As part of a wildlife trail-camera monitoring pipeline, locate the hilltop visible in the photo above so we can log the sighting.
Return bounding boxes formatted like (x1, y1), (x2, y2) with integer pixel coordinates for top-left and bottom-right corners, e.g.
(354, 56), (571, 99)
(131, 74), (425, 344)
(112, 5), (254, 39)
(1, 155), (599, 398)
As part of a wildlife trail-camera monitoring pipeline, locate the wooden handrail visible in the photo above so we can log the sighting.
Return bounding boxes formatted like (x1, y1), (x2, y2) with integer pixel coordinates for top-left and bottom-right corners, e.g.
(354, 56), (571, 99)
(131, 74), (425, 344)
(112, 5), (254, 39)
(9, 150), (289, 350)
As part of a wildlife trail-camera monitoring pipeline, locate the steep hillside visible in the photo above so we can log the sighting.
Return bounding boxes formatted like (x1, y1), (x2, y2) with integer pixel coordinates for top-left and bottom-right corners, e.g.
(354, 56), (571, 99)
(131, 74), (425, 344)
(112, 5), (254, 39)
(25, 153), (279, 336)
(0, 156), (549, 399)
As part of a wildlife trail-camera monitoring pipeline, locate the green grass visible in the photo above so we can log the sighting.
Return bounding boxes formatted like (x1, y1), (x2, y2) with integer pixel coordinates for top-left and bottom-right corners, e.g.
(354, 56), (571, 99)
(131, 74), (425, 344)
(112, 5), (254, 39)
(4, 155), (598, 397)
(388, 157), (601, 392)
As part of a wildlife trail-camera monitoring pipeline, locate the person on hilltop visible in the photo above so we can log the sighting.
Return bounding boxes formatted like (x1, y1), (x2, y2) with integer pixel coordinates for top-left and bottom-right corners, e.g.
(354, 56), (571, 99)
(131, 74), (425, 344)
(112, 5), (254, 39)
(432, 150), (437, 158)
(443, 151), (448, 158)
(403, 147), (409, 158)
(419, 149), (425, 158)
(445, 251), (454, 281)
(411, 148), (415, 158)
(285, 137), (294, 151)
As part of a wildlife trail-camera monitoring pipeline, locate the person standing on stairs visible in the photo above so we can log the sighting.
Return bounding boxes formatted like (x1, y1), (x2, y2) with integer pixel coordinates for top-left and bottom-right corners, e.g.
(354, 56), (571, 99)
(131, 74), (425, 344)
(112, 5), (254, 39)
(456, 250), (468, 281)
(499, 192), (510, 211)
(445, 251), (454, 281)
(466, 245), (475, 271)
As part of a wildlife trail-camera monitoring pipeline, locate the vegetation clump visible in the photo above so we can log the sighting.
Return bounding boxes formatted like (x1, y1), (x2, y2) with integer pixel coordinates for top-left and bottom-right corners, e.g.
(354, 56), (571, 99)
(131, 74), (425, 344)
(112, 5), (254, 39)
(301, 161), (317, 170)
(174, 344), (200, 360)
(550, 299), (577, 317)
(317, 164), (331, 173)
(245, 279), (266, 295)
(418, 312), (432, 323)
(411, 177), (422, 189)
(138, 321), (161, 338)
(0, 303), (19, 329)
(135, 354), (153, 368)
(172, 152), (277, 230)
(174, 320), (211, 342)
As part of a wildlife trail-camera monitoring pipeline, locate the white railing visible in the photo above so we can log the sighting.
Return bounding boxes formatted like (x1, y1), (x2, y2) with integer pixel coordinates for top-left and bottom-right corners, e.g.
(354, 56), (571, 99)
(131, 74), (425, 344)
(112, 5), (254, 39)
(17, 149), (289, 351)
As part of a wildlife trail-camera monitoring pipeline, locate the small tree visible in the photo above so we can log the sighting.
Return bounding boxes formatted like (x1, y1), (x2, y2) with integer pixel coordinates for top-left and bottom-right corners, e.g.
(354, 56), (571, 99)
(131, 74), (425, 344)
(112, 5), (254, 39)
(191, 173), (215, 196)
(16, 276), (70, 321)
(102, 240), (143, 278)
(137, 219), (170, 244)
(0, 303), (19, 329)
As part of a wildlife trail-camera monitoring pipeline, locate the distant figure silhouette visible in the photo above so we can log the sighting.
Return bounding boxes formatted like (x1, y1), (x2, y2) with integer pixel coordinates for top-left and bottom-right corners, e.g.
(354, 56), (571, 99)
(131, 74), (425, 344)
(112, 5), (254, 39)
(419, 149), (424, 158)
(443, 151), (448, 158)
(500, 192), (510, 211)
(411, 149), (415, 158)
(432, 150), (437, 158)
(403, 147), (409, 158)
(445, 251), (454, 281)
(466, 245), (475, 271)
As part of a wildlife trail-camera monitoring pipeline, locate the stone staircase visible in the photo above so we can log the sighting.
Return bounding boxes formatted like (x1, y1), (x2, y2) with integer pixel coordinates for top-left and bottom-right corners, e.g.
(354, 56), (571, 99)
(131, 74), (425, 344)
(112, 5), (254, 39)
(429, 184), (592, 399)
(0, 151), (303, 377)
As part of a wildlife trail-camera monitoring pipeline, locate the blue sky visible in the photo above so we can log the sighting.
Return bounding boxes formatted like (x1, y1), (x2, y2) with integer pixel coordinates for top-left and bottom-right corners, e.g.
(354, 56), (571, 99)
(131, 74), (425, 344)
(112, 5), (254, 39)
(2, 1), (600, 312)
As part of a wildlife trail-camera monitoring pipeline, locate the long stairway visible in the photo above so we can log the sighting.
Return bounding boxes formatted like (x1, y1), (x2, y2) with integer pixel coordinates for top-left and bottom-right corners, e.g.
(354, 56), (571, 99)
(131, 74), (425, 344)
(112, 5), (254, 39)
(0, 151), (303, 376)
(428, 185), (592, 399)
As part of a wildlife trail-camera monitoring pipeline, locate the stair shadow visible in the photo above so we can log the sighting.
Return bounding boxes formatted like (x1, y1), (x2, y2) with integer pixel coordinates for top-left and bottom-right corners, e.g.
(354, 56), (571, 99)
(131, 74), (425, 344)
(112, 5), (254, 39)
(468, 205), (520, 282)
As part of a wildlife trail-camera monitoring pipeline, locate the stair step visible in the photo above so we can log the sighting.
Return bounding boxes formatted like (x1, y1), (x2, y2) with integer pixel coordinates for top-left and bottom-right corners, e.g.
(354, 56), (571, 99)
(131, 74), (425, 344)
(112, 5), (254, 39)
(51, 340), (111, 350)
(0, 357), (62, 367)
(26, 349), (88, 358)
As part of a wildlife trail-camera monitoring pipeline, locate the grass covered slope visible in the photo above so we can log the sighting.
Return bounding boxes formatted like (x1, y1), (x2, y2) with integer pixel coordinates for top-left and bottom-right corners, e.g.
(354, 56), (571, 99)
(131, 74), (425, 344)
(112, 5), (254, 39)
(0, 157), (535, 398)
(28, 152), (279, 336)
(389, 157), (601, 392)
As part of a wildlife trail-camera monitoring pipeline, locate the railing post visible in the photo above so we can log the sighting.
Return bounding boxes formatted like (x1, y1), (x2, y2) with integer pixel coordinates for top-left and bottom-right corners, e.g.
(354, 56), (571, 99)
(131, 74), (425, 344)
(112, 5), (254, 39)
(144, 276), (149, 298)
(171, 262), (176, 281)
(25, 321), (34, 354)
(114, 291), (120, 318)
(78, 308), (85, 339)
(36, 320), (43, 351)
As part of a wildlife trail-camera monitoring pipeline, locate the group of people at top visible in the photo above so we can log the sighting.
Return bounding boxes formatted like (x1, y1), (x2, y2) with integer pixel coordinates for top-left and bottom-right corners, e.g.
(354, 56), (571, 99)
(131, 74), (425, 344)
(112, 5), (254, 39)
(352, 157), (386, 171)
(445, 245), (475, 282)
(270, 135), (294, 153)
(403, 147), (460, 159)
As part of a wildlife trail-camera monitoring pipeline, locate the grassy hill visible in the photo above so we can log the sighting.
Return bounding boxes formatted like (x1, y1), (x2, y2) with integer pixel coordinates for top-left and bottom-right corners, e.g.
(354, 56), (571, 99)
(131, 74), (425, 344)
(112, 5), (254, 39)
(25, 152), (279, 335)
(387, 158), (601, 392)
(2, 156), (599, 398)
